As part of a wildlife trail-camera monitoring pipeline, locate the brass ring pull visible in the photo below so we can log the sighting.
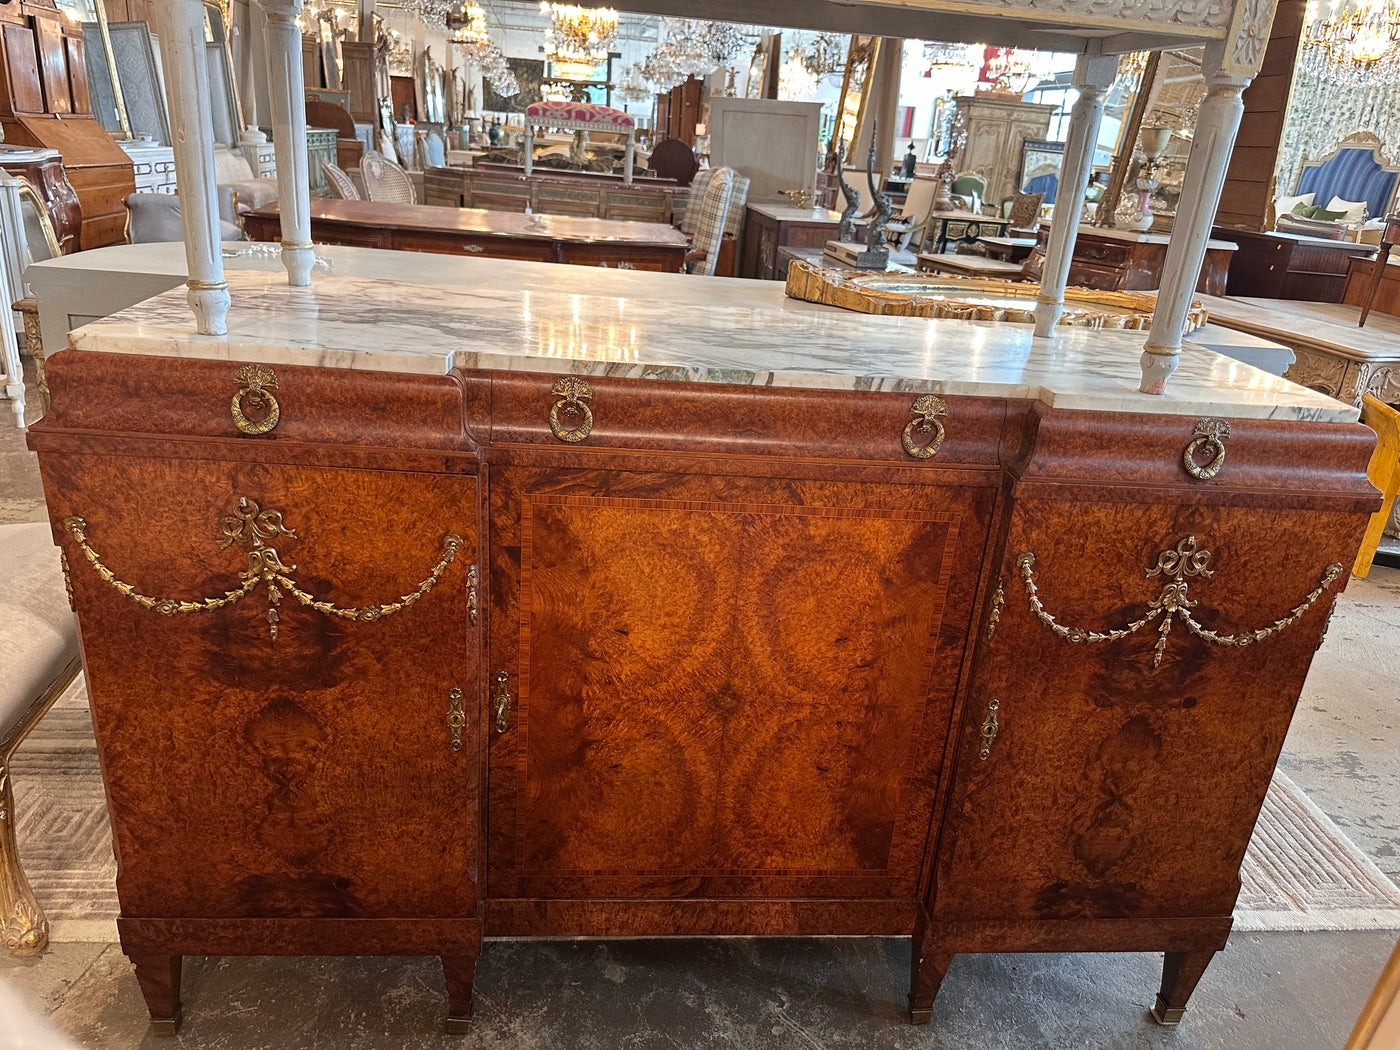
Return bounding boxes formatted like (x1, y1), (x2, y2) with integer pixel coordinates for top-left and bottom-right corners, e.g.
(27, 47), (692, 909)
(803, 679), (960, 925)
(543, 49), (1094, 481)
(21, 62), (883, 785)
(901, 395), (948, 459)
(1182, 418), (1229, 480)
(492, 671), (512, 733)
(979, 699), (1000, 760)
(548, 376), (594, 443)
(230, 364), (281, 436)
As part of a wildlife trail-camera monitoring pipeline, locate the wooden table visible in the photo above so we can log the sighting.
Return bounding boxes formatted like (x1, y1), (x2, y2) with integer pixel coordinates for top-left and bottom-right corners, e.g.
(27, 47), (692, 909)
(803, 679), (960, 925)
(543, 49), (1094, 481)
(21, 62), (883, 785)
(739, 204), (866, 280)
(1024, 226), (1235, 296)
(1343, 253), (1400, 320)
(916, 252), (1025, 279)
(244, 200), (691, 272)
(977, 235), (1038, 262)
(1210, 226), (1375, 302)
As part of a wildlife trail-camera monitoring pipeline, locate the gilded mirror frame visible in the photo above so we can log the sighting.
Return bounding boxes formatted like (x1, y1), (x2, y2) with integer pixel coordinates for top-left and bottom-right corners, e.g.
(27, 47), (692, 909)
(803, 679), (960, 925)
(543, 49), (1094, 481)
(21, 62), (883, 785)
(834, 35), (879, 166)
(15, 178), (62, 262)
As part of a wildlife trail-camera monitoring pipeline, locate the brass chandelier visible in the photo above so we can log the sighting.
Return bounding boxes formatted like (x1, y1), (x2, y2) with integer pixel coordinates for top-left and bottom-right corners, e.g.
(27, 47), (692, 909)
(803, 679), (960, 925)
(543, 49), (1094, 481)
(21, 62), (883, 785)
(1302, 0), (1400, 83)
(541, 2), (619, 79)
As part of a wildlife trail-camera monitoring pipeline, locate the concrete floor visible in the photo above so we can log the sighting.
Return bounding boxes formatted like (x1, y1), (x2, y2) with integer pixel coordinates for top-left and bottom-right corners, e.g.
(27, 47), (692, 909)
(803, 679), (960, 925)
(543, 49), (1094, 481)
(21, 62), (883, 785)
(2, 364), (1398, 1048)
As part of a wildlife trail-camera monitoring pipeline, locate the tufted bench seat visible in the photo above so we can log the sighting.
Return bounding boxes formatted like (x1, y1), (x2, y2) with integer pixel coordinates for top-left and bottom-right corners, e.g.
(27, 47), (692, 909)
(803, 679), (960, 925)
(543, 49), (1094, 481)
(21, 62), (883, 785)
(1, 520), (80, 956)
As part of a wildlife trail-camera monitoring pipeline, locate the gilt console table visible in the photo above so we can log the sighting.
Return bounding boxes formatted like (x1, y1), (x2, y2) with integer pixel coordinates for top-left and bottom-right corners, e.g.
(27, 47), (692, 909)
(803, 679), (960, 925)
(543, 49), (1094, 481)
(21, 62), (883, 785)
(25, 259), (1375, 1036)
(242, 200), (690, 271)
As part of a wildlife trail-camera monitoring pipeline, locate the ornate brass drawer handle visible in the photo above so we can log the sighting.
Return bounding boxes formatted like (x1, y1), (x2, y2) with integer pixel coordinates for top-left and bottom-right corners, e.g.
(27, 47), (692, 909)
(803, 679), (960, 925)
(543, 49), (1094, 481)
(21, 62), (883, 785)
(62, 496), (464, 642)
(1183, 418), (1230, 480)
(548, 376), (594, 443)
(446, 687), (466, 752)
(1017, 536), (1343, 671)
(901, 395), (947, 460)
(979, 698), (1000, 760)
(231, 364), (281, 436)
(492, 671), (512, 733)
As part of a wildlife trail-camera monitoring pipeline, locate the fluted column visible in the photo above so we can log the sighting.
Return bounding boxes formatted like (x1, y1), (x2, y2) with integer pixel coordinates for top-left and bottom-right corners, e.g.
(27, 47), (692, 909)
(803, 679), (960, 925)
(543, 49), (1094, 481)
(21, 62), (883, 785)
(152, 0), (230, 334)
(1141, 45), (1251, 393)
(259, 0), (314, 286)
(1033, 53), (1118, 338)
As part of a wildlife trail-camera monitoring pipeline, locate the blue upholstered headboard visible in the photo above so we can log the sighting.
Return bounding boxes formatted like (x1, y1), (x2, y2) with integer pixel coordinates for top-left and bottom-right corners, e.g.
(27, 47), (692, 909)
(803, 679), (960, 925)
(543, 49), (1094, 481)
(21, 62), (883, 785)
(1024, 172), (1058, 205)
(1295, 135), (1400, 220)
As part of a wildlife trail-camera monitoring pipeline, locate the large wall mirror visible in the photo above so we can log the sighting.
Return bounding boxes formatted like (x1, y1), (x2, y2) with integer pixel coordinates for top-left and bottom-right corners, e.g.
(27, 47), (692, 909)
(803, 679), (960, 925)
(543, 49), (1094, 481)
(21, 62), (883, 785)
(834, 35), (878, 166)
(56, 0), (132, 137)
(203, 0), (243, 145)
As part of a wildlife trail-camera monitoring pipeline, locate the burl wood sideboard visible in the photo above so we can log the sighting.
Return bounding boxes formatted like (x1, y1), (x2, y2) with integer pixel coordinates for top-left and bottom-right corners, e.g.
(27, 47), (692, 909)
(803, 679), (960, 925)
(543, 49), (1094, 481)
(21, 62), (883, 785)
(26, 263), (1376, 1035)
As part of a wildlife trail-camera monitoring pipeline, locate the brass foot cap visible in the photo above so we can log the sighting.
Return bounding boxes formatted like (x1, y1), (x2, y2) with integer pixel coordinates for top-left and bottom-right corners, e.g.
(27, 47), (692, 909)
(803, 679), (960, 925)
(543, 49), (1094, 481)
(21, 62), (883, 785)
(148, 1010), (182, 1037)
(908, 1007), (933, 1025)
(445, 1015), (472, 1034)
(1151, 995), (1186, 1026)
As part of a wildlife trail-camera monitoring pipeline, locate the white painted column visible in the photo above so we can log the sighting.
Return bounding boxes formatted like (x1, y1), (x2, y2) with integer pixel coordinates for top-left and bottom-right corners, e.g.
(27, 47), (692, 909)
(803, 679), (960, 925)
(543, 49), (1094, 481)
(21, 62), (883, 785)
(259, 0), (315, 286)
(153, 0), (231, 335)
(1141, 43), (1251, 393)
(0, 227), (21, 426)
(1033, 52), (1118, 338)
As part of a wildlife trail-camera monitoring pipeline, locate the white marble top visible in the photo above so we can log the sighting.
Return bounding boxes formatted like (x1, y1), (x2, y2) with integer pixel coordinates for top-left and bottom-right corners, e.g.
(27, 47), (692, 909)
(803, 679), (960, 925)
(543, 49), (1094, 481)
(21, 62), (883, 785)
(1074, 225), (1238, 251)
(67, 256), (1357, 422)
(746, 204), (847, 223)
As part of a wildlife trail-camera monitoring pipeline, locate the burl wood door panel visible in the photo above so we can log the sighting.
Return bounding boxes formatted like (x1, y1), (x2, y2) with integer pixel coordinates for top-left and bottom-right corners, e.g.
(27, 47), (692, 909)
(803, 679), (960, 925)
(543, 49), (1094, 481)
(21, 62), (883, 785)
(934, 499), (1367, 924)
(488, 467), (996, 901)
(42, 454), (480, 921)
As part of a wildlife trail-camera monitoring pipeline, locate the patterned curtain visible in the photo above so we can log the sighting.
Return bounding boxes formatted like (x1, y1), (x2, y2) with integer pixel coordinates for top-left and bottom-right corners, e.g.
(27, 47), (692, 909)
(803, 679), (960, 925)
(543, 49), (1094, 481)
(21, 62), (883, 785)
(1276, 69), (1400, 196)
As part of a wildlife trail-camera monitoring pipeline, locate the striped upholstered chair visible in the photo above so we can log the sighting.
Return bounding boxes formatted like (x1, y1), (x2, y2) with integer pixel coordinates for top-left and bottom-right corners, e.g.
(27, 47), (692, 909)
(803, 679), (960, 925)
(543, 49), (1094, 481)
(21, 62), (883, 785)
(1288, 132), (1400, 228)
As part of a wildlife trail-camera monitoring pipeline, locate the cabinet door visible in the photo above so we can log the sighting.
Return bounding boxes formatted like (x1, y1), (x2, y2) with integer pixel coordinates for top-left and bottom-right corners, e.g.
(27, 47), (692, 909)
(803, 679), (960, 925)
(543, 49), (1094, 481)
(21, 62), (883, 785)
(935, 499), (1363, 923)
(46, 453), (480, 920)
(487, 466), (996, 901)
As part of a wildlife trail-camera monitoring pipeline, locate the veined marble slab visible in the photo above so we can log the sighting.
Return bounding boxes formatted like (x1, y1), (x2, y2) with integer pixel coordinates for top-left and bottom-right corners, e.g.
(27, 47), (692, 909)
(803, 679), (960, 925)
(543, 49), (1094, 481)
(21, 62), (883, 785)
(68, 263), (1358, 422)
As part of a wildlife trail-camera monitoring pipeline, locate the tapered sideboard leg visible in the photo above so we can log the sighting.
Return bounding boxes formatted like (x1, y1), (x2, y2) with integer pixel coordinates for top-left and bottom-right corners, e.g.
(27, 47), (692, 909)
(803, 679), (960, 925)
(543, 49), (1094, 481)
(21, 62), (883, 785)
(1152, 948), (1218, 1025)
(442, 952), (479, 1034)
(908, 918), (955, 1024)
(129, 953), (183, 1035)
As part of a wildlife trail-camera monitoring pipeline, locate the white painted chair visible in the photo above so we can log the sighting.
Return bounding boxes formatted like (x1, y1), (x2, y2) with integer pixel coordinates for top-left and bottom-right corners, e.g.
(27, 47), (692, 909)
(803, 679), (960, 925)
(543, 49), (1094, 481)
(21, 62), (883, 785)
(0, 521), (81, 956)
(360, 150), (417, 205)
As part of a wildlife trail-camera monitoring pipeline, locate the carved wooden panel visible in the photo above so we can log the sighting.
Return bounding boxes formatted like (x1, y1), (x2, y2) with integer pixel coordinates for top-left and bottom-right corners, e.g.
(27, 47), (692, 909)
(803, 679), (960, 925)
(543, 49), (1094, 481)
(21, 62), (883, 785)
(33, 16), (71, 114)
(2, 25), (44, 113)
(488, 466), (995, 903)
(41, 453), (480, 921)
(934, 497), (1365, 928)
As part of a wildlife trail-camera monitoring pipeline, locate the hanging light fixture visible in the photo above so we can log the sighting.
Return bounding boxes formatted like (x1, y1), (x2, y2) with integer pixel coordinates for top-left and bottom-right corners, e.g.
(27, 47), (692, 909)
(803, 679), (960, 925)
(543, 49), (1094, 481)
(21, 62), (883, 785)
(447, 1), (492, 61)
(1302, 0), (1400, 83)
(541, 3), (619, 80)
(639, 44), (681, 89)
(923, 41), (981, 79)
(481, 44), (519, 97)
(800, 32), (845, 77)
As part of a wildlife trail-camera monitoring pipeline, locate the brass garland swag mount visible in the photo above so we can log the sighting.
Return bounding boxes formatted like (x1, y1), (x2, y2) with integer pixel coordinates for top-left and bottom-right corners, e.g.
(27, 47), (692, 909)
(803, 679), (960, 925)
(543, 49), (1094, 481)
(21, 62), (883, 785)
(1018, 535), (1343, 670)
(62, 496), (465, 641)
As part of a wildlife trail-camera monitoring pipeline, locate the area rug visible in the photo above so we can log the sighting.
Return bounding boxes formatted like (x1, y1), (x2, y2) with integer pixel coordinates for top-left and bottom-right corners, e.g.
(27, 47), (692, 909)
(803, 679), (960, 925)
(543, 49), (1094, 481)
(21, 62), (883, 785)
(10, 676), (1400, 942)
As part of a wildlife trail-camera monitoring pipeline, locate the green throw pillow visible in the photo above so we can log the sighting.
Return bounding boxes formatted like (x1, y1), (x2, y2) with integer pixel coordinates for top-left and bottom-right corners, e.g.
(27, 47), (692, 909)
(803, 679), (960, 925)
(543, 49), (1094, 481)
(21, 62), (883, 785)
(1291, 201), (1347, 221)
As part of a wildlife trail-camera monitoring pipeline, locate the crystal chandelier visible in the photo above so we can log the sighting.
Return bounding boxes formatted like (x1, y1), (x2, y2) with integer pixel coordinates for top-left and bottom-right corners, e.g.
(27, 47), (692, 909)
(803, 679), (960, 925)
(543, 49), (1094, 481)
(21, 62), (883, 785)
(402, 0), (453, 32)
(798, 32), (845, 77)
(639, 44), (681, 88)
(481, 44), (519, 97)
(447, 1), (492, 61)
(615, 63), (653, 104)
(541, 3), (618, 79)
(1302, 0), (1400, 83)
(663, 19), (717, 78)
(923, 41), (980, 78)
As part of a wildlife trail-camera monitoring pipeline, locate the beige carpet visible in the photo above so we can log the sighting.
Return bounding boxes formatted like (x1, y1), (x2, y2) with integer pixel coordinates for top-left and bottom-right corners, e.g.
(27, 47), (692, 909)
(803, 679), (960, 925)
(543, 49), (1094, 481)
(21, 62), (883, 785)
(11, 676), (1400, 942)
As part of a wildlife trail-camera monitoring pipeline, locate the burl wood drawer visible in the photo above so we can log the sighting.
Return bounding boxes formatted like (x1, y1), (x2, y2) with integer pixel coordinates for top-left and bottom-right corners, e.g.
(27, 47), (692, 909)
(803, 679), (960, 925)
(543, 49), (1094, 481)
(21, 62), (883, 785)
(486, 371), (1014, 467)
(43, 350), (467, 451)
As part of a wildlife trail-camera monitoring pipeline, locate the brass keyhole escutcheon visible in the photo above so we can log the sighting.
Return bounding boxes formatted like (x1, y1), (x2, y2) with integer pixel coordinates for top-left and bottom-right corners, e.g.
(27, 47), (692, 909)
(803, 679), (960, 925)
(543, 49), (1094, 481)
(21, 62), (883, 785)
(901, 395), (948, 460)
(548, 376), (594, 443)
(979, 699), (1000, 761)
(492, 671), (512, 733)
(446, 687), (466, 752)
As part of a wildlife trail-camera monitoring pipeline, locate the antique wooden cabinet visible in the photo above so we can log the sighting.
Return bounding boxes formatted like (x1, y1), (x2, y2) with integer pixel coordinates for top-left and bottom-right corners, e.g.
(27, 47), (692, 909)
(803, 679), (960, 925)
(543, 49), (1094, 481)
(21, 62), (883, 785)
(26, 267), (1378, 1036)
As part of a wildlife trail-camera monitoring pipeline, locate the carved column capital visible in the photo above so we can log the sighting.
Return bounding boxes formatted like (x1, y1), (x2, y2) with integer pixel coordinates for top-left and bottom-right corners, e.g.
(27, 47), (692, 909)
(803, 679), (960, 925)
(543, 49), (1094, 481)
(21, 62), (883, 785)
(258, 0), (305, 23)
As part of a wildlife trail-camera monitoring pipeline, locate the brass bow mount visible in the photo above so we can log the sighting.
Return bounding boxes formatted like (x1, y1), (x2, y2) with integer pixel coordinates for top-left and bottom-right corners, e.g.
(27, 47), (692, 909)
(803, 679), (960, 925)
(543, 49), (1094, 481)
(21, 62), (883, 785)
(63, 497), (464, 642)
(1019, 535), (1343, 671)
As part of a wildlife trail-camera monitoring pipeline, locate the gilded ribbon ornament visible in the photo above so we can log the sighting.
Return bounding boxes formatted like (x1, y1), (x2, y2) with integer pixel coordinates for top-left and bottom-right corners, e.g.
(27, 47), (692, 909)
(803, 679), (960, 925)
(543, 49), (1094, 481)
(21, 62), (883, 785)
(1017, 535), (1344, 670)
(62, 496), (464, 641)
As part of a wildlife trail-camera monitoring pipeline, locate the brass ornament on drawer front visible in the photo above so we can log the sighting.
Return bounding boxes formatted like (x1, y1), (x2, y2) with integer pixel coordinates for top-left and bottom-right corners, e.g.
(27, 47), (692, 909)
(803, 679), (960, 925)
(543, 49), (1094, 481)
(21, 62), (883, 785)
(1017, 536), (1344, 671)
(985, 579), (1006, 642)
(491, 671), (512, 733)
(446, 687), (466, 752)
(901, 395), (948, 460)
(978, 699), (1000, 760)
(230, 364), (281, 436)
(61, 496), (463, 641)
(1182, 417), (1230, 480)
(548, 376), (594, 443)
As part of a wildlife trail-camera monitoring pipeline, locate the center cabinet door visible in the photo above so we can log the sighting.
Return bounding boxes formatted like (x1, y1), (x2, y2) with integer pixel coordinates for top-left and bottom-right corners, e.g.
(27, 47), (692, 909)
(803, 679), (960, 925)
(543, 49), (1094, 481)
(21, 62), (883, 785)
(487, 466), (996, 902)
